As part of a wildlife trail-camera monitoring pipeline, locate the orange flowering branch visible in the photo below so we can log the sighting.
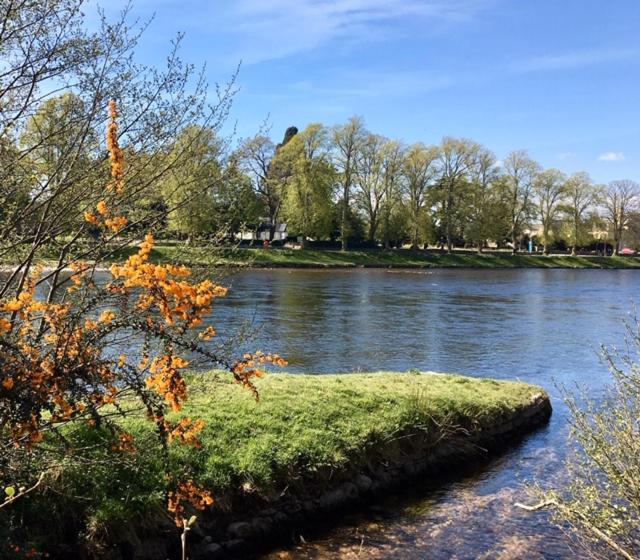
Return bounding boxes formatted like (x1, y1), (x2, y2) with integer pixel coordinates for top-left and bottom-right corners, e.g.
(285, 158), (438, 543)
(0, 101), (287, 531)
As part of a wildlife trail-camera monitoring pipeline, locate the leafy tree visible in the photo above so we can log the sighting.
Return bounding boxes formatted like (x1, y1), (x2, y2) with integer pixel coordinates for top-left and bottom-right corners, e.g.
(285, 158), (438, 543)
(354, 133), (387, 243)
(402, 144), (439, 250)
(276, 124), (335, 247)
(533, 168), (567, 255)
(0, 136), (31, 242)
(561, 172), (601, 255)
(378, 140), (406, 249)
(466, 147), (505, 253)
(214, 155), (264, 238)
(19, 93), (99, 234)
(503, 150), (540, 254)
(435, 137), (479, 253)
(603, 180), (640, 255)
(237, 128), (298, 240)
(161, 126), (221, 242)
(332, 116), (366, 250)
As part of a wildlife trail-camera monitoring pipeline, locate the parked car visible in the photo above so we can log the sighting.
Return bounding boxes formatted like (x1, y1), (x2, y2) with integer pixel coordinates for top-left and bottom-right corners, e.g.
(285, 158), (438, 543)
(620, 247), (637, 256)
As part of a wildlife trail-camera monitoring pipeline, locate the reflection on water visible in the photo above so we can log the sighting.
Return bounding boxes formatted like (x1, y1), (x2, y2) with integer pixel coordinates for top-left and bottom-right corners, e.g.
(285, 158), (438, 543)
(214, 268), (635, 559)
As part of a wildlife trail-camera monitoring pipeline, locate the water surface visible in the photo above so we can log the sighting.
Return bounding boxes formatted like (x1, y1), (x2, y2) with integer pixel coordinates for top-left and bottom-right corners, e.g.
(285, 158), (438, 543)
(210, 268), (636, 559)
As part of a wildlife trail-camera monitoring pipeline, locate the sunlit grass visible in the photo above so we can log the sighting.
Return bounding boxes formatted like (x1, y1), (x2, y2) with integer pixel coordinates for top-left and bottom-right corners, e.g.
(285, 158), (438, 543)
(150, 246), (640, 269)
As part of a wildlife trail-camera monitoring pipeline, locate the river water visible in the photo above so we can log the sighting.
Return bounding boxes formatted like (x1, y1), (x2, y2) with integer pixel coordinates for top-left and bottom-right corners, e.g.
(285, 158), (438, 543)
(208, 268), (637, 559)
(19, 267), (637, 558)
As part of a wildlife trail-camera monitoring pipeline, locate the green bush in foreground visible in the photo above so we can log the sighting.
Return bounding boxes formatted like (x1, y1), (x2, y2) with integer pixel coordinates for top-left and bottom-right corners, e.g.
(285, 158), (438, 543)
(540, 317), (640, 560)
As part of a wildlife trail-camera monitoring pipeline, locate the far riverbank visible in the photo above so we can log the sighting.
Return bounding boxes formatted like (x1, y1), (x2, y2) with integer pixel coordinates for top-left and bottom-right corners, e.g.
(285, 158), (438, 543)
(150, 245), (640, 270)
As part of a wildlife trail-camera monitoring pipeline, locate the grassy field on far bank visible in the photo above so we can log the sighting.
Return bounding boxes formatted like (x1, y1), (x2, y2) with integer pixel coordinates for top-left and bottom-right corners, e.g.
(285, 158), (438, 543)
(146, 244), (640, 269)
(28, 371), (548, 549)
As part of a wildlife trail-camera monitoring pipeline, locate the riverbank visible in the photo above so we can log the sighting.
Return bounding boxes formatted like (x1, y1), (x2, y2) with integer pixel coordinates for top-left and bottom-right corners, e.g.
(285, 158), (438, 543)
(3, 245), (639, 273)
(148, 245), (640, 269)
(41, 371), (550, 559)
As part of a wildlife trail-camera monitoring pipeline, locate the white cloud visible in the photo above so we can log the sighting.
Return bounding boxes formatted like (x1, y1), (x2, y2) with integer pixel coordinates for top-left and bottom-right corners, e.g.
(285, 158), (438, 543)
(598, 151), (625, 162)
(512, 48), (639, 74)
(218, 0), (496, 64)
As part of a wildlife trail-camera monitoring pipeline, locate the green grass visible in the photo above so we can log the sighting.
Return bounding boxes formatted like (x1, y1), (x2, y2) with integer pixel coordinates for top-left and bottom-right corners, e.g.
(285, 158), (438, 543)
(126, 371), (544, 499)
(5, 242), (638, 270)
(147, 245), (640, 269)
(12, 371), (547, 550)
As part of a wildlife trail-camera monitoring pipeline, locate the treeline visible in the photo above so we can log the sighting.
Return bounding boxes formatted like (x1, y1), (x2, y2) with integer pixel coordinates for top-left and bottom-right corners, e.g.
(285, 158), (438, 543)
(236, 119), (640, 255)
(5, 96), (640, 256)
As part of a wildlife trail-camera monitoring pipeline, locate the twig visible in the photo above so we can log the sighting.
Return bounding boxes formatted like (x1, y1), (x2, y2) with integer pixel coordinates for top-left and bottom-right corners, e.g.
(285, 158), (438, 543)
(0, 472), (46, 510)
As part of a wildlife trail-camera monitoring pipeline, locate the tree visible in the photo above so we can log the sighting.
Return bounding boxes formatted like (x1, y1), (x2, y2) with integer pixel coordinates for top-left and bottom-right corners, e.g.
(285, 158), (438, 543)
(435, 137), (479, 253)
(466, 147), (504, 253)
(161, 126), (221, 242)
(237, 127), (298, 241)
(277, 124), (335, 247)
(602, 180), (640, 255)
(378, 140), (406, 249)
(562, 172), (600, 256)
(354, 133), (387, 243)
(402, 144), (439, 250)
(332, 116), (366, 250)
(214, 155), (263, 239)
(533, 168), (567, 255)
(503, 150), (540, 254)
(20, 93), (98, 227)
(0, 2), (250, 554)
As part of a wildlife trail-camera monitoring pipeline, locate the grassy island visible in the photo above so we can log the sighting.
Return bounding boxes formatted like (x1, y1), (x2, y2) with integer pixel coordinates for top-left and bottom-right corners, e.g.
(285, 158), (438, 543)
(30, 372), (551, 558)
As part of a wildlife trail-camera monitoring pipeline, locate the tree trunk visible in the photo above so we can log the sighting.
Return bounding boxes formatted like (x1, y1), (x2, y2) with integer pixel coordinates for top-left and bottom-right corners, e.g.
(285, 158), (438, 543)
(367, 220), (377, 246)
(341, 186), (348, 251)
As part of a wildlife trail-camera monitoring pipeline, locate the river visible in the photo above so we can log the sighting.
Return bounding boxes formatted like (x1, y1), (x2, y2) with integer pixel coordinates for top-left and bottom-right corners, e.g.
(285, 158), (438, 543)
(208, 268), (636, 559)
(20, 266), (637, 558)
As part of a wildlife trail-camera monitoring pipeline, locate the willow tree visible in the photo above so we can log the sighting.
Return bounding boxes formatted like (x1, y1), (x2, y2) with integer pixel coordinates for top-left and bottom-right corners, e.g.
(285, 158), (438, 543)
(276, 124), (335, 247)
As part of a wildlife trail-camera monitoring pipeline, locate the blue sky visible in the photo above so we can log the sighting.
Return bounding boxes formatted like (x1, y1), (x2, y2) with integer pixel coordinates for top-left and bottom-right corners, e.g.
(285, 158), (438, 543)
(89, 0), (640, 183)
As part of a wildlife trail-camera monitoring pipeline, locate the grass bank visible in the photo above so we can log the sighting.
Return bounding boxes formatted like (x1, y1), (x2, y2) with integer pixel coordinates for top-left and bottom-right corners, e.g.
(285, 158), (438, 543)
(147, 245), (640, 269)
(27, 372), (550, 558)
(153, 371), (547, 494)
